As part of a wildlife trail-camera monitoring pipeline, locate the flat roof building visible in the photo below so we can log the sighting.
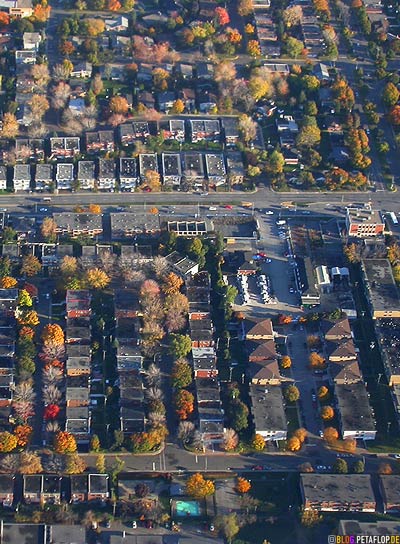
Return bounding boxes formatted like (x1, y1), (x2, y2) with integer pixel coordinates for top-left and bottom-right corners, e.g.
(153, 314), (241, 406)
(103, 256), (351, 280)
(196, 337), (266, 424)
(249, 384), (287, 442)
(334, 382), (376, 440)
(300, 474), (376, 512)
(361, 259), (400, 319)
(54, 212), (103, 238)
(346, 208), (384, 238)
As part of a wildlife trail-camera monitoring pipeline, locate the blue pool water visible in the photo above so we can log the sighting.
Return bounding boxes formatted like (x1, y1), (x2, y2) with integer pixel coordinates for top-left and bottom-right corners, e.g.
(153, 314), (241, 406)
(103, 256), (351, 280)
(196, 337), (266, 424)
(175, 500), (201, 516)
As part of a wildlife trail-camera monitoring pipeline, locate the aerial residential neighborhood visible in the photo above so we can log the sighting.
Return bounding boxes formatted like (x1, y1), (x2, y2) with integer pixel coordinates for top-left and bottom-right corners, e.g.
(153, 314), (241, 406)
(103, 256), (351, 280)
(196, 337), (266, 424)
(0, 0), (399, 540)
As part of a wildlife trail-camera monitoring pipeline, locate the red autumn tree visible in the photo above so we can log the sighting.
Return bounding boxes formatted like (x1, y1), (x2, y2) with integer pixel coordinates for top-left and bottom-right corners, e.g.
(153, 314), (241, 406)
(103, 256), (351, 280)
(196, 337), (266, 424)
(0, 12), (10, 26)
(108, 0), (121, 8)
(44, 404), (60, 420)
(23, 283), (38, 298)
(174, 389), (194, 420)
(215, 6), (230, 25)
(54, 431), (77, 453)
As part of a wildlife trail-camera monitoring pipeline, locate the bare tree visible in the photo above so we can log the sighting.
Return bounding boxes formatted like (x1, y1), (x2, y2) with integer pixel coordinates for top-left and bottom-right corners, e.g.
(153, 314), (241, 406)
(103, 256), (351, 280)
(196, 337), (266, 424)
(14, 381), (36, 403)
(52, 63), (71, 82)
(177, 421), (195, 443)
(40, 343), (65, 362)
(28, 122), (47, 138)
(148, 412), (166, 426)
(152, 256), (168, 278)
(42, 453), (64, 474)
(50, 82), (71, 110)
(42, 366), (63, 385)
(0, 454), (19, 473)
(145, 387), (164, 401)
(43, 384), (62, 405)
(165, 311), (186, 333)
(144, 363), (161, 387)
(31, 63), (50, 89)
(46, 420), (60, 433)
(99, 250), (117, 275)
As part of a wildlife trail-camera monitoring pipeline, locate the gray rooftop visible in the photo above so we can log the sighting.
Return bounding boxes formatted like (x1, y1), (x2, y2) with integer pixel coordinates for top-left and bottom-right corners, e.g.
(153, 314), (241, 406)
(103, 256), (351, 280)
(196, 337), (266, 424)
(362, 259), (400, 314)
(301, 474), (375, 507)
(54, 212), (103, 232)
(249, 384), (287, 433)
(379, 475), (400, 506)
(334, 382), (375, 432)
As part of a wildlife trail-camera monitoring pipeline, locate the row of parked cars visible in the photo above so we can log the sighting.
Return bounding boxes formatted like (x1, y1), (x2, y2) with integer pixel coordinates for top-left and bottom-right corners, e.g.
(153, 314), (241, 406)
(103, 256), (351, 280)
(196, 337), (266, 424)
(256, 274), (277, 305)
(237, 274), (250, 305)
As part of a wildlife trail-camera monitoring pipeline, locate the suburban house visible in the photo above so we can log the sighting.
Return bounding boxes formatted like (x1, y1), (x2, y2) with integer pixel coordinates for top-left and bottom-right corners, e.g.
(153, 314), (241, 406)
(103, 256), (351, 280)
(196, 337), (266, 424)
(226, 153), (245, 184)
(300, 474), (376, 512)
(105, 15), (129, 31)
(77, 161), (96, 190)
(161, 153), (182, 187)
(119, 158), (138, 192)
(66, 317), (91, 344)
(165, 251), (199, 278)
(322, 318), (352, 341)
(158, 91), (176, 113)
(97, 158), (116, 191)
(205, 153), (226, 186)
(222, 117), (239, 147)
(12, 164), (31, 191)
(66, 405), (90, 444)
(66, 290), (91, 318)
(34, 164), (53, 192)
(9, 0), (33, 18)
(22, 31), (41, 50)
(0, 167), (6, 190)
(189, 119), (220, 143)
(70, 61), (92, 78)
(114, 289), (141, 319)
(55, 163), (74, 191)
(70, 474), (88, 503)
(182, 152), (205, 184)
(245, 318), (274, 341)
(138, 153), (158, 181)
(0, 474), (14, 507)
(161, 119), (185, 142)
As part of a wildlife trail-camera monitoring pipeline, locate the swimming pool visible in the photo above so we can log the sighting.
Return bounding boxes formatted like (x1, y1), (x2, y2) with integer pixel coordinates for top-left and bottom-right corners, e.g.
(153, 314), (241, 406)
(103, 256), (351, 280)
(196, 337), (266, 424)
(174, 500), (201, 517)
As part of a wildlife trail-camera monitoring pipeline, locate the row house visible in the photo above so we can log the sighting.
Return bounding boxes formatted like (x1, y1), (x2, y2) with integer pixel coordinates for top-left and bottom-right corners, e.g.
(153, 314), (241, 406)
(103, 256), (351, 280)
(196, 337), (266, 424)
(187, 272), (224, 446)
(55, 163), (74, 191)
(119, 121), (150, 146)
(53, 212), (103, 238)
(35, 164), (52, 192)
(160, 119), (185, 142)
(119, 157), (138, 192)
(138, 153), (158, 182)
(23, 475), (62, 505)
(85, 130), (114, 154)
(161, 153), (182, 187)
(0, 474), (14, 507)
(189, 119), (220, 143)
(66, 290), (91, 318)
(50, 137), (80, 159)
(15, 138), (45, 161)
(13, 164), (31, 192)
(70, 473), (109, 503)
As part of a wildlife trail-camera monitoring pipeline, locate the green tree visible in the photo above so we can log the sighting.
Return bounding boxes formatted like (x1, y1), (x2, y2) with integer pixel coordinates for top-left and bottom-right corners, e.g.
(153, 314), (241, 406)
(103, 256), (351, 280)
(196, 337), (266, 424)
(187, 237), (207, 267)
(169, 334), (192, 359)
(229, 399), (249, 432)
(284, 385), (300, 402)
(265, 150), (285, 174)
(171, 359), (193, 388)
(96, 453), (106, 473)
(352, 460), (365, 473)
(0, 256), (11, 278)
(285, 37), (304, 58)
(215, 513), (240, 544)
(333, 458), (348, 473)
(90, 434), (100, 452)
(296, 125), (321, 148)
(17, 289), (33, 308)
(382, 82), (399, 107)
(2, 227), (16, 244)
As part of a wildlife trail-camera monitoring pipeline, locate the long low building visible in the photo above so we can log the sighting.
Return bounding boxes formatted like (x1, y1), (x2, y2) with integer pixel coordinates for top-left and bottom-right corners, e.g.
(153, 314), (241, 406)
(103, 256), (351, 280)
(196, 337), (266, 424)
(300, 474), (376, 512)
(334, 382), (376, 440)
(361, 259), (400, 319)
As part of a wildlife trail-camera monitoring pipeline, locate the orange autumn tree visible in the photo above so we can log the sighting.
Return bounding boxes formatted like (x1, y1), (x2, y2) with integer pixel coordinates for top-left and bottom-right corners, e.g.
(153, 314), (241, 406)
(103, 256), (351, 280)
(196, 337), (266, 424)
(0, 12), (9, 26)
(162, 272), (184, 295)
(33, 2), (51, 21)
(54, 431), (77, 453)
(88, 204), (101, 214)
(14, 425), (33, 448)
(174, 389), (194, 420)
(41, 324), (64, 346)
(16, 309), (39, 327)
(19, 326), (35, 340)
(186, 473), (215, 498)
(108, 0), (121, 9)
(235, 477), (251, 494)
(1, 276), (17, 288)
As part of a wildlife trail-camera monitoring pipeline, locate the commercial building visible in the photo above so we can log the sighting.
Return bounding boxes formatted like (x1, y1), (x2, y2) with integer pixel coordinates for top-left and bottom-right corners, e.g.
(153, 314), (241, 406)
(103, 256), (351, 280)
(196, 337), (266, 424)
(361, 259), (400, 319)
(346, 207), (384, 238)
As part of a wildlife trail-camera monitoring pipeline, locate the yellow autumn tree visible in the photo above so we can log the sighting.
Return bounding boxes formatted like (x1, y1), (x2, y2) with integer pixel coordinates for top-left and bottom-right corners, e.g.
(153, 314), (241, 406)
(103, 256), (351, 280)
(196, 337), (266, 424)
(85, 268), (110, 289)
(41, 324), (65, 346)
(0, 276), (17, 288)
(162, 272), (184, 295)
